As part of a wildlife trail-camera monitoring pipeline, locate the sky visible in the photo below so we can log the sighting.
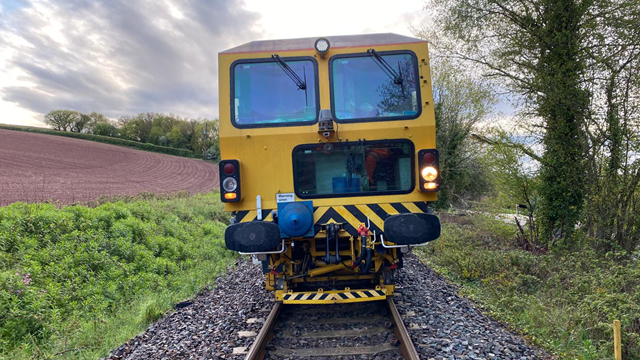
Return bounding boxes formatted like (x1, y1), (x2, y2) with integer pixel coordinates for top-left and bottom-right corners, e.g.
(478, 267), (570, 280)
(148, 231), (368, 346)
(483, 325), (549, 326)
(0, 0), (432, 127)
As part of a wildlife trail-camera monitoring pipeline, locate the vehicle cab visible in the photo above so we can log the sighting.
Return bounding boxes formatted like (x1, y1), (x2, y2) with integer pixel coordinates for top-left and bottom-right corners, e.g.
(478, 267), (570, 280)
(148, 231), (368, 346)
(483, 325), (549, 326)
(218, 33), (440, 304)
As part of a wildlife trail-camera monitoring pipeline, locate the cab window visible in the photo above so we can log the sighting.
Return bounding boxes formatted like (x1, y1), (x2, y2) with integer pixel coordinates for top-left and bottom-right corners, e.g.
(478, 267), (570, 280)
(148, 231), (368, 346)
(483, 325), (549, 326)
(331, 52), (420, 122)
(293, 140), (414, 198)
(232, 58), (318, 128)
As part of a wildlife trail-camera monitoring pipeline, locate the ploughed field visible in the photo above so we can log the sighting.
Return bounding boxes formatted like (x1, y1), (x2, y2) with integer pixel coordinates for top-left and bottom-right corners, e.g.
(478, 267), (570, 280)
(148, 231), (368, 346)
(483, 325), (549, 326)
(0, 129), (218, 206)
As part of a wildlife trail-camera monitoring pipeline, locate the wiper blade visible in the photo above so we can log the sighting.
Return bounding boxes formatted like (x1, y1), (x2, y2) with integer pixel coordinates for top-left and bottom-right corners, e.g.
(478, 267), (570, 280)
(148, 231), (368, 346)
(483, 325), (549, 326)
(272, 54), (307, 90)
(367, 48), (405, 98)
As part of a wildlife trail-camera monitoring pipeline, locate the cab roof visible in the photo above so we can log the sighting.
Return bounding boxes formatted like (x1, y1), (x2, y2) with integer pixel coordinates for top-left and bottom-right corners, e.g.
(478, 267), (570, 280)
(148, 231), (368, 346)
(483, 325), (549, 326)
(220, 33), (424, 54)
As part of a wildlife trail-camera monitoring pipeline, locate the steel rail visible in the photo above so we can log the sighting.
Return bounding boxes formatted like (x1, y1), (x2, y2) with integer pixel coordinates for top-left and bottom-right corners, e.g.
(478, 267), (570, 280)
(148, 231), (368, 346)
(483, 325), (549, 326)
(245, 302), (283, 360)
(386, 297), (420, 360)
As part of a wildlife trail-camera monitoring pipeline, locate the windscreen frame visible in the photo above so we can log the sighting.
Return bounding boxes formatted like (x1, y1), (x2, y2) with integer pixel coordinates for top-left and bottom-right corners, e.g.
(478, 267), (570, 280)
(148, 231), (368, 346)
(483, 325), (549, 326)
(292, 139), (416, 199)
(230, 56), (320, 129)
(328, 50), (422, 124)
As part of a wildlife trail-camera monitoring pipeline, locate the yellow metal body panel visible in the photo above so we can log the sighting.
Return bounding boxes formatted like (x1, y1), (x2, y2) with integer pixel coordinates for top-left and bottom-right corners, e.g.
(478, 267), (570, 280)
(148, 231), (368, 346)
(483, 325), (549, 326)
(218, 40), (436, 212)
(219, 35), (438, 304)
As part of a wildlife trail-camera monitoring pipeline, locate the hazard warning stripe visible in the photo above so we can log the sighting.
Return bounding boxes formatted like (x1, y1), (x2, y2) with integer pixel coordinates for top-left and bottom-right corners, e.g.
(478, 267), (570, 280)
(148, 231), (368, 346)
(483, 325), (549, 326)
(281, 289), (387, 303)
(233, 202), (430, 237)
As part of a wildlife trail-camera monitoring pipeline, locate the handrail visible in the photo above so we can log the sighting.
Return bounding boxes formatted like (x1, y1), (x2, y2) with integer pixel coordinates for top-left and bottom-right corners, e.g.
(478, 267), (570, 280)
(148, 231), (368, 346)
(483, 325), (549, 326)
(239, 240), (287, 255)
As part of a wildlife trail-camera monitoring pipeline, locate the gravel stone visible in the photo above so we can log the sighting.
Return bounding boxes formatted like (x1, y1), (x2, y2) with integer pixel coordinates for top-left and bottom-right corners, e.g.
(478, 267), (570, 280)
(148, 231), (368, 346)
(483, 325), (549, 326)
(103, 255), (552, 360)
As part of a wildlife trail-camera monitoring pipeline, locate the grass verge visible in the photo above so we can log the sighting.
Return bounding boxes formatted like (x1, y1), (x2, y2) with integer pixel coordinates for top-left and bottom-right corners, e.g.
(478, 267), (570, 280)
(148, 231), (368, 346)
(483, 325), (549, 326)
(417, 213), (640, 360)
(0, 124), (194, 158)
(0, 192), (235, 359)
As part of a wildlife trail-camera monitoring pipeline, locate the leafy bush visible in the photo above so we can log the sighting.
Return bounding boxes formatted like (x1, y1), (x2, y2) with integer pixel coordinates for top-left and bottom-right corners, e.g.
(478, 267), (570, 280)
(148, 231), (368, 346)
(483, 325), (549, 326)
(0, 124), (194, 158)
(0, 193), (235, 358)
(418, 214), (640, 359)
(91, 122), (119, 137)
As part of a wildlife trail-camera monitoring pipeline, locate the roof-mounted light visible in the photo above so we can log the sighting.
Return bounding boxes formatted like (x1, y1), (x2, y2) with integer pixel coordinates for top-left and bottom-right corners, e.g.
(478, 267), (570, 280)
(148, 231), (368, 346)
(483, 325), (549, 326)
(314, 37), (330, 57)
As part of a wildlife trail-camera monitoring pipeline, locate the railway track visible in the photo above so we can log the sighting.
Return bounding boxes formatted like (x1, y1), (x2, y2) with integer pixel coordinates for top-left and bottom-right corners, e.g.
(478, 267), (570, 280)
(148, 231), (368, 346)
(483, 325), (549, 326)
(245, 298), (419, 360)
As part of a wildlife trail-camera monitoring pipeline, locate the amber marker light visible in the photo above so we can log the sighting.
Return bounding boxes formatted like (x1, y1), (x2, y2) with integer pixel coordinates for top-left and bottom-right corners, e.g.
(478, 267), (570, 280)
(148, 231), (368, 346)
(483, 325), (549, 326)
(224, 193), (237, 200)
(421, 166), (438, 182)
(425, 182), (438, 190)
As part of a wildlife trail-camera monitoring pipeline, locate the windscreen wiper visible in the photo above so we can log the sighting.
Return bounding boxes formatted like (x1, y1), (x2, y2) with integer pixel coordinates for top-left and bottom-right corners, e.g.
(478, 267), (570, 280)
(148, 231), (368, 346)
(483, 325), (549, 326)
(272, 54), (307, 90)
(367, 48), (406, 99)
(272, 54), (308, 106)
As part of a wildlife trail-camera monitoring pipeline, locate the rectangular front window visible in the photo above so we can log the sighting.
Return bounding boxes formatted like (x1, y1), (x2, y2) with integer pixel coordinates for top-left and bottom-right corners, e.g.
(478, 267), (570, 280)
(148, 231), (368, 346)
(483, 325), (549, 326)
(293, 140), (414, 198)
(233, 58), (318, 127)
(331, 52), (420, 122)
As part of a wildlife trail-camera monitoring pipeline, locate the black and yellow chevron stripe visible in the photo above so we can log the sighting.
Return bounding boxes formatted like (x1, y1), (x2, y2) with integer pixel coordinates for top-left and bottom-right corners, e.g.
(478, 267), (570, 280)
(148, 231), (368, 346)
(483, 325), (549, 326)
(280, 289), (387, 304)
(235, 202), (430, 237)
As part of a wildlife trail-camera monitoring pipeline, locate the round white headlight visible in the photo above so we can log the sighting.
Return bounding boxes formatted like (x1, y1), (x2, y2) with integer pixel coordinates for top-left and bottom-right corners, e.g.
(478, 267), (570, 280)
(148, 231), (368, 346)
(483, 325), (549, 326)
(314, 37), (330, 54)
(421, 166), (438, 182)
(222, 177), (238, 192)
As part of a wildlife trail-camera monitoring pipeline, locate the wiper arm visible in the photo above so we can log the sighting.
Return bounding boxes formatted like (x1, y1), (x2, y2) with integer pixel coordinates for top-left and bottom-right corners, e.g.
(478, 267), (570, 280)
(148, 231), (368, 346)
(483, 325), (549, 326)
(367, 48), (405, 99)
(272, 54), (307, 90)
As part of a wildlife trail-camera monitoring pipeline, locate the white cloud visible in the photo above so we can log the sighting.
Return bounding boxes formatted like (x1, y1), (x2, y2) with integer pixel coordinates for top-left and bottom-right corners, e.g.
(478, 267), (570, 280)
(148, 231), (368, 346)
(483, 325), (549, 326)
(0, 0), (261, 125)
(0, 0), (431, 126)
(244, 0), (429, 39)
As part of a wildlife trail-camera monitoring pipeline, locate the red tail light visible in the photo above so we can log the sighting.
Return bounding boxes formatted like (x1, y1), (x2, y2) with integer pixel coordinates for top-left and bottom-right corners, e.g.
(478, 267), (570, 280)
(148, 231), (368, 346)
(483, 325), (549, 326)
(219, 160), (241, 202)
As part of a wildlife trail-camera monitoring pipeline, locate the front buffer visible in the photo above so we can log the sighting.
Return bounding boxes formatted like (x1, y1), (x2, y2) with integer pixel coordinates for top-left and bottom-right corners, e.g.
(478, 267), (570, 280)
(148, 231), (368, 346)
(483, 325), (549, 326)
(225, 221), (281, 253)
(224, 201), (441, 304)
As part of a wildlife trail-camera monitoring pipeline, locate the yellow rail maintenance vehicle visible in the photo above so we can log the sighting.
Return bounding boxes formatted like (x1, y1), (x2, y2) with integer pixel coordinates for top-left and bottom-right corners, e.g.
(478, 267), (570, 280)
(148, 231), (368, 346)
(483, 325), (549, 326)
(218, 33), (441, 304)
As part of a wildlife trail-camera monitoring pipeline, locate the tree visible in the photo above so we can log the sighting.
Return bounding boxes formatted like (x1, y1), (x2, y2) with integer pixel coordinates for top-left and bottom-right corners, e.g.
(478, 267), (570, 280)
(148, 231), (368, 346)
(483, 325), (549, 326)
(85, 112), (109, 131)
(44, 110), (80, 131)
(430, 59), (496, 207)
(71, 113), (90, 133)
(118, 113), (154, 142)
(422, 0), (640, 247)
(166, 125), (187, 148)
(192, 120), (220, 159)
(92, 122), (119, 137)
(421, 0), (593, 242)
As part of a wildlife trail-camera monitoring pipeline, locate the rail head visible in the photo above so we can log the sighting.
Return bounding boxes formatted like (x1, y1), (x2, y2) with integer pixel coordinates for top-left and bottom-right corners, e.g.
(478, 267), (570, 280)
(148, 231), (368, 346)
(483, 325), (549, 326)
(245, 302), (283, 360)
(386, 298), (421, 360)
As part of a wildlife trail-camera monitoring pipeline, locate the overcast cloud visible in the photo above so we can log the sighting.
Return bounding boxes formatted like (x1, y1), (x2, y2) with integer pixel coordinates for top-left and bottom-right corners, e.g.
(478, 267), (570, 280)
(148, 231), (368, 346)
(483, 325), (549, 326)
(0, 0), (261, 122)
(0, 0), (435, 126)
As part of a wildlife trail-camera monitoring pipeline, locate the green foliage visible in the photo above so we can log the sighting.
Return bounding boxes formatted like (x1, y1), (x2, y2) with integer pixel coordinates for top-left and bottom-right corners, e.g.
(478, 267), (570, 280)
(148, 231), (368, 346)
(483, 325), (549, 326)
(116, 113), (219, 157)
(0, 124), (193, 158)
(418, 214), (640, 359)
(166, 125), (187, 148)
(420, 0), (640, 242)
(429, 59), (496, 207)
(534, 0), (589, 242)
(38, 110), (219, 159)
(486, 130), (542, 247)
(91, 122), (119, 137)
(43, 110), (80, 132)
(0, 193), (235, 358)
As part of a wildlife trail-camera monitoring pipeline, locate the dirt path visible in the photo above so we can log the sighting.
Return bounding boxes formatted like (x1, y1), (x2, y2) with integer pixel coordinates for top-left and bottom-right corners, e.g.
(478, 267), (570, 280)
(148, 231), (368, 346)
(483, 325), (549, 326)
(0, 129), (219, 206)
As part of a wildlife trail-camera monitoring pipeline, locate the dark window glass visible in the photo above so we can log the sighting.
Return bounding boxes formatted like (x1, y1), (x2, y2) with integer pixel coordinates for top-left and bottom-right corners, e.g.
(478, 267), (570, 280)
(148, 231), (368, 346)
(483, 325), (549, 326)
(332, 53), (419, 121)
(294, 140), (413, 198)
(233, 59), (317, 126)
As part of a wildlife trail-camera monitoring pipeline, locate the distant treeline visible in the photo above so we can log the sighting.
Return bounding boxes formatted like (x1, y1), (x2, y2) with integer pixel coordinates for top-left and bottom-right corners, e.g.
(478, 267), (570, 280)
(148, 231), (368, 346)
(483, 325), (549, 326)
(43, 110), (219, 160)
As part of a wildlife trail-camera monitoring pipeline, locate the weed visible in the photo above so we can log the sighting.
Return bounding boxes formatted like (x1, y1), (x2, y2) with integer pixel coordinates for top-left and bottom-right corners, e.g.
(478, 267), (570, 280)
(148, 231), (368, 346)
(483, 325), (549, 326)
(417, 213), (640, 359)
(0, 192), (236, 359)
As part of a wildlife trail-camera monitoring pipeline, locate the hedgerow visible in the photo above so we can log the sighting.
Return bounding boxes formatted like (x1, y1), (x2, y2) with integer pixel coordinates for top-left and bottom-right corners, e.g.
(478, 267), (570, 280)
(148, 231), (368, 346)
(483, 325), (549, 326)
(0, 193), (235, 358)
(0, 124), (194, 158)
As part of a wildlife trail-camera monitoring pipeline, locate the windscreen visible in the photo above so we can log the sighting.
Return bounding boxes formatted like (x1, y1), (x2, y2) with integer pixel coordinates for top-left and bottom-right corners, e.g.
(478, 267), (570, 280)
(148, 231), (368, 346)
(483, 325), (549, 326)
(332, 53), (419, 121)
(233, 59), (317, 127)
(294, 140), (414, 198)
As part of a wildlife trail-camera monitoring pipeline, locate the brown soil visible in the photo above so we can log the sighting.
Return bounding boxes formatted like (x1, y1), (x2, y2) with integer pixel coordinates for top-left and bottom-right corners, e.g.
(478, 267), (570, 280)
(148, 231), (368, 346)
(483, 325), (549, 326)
(0, 129), (219, 206)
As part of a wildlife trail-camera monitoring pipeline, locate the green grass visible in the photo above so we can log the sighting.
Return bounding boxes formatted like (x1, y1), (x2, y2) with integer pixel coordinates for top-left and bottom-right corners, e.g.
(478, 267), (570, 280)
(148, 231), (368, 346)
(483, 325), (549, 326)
(418, 213), (640, 359)
(0, 192), (236, 359)
(0, 123), (194, 158)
